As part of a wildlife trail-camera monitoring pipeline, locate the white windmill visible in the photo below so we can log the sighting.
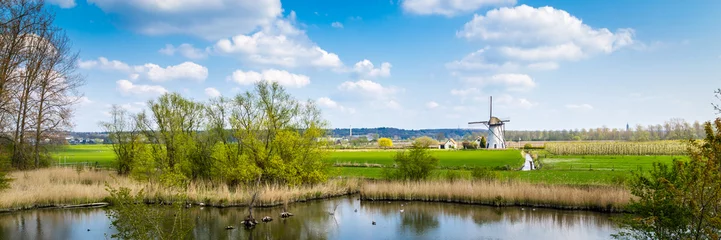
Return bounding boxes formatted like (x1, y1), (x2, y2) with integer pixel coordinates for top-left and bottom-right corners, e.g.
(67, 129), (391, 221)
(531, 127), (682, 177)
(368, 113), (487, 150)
(468, 96), (510, 149)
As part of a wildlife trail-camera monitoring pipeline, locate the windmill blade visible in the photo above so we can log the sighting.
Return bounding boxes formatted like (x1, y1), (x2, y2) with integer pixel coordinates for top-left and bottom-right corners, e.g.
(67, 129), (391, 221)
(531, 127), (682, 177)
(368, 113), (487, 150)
(468, 121), (489, 126)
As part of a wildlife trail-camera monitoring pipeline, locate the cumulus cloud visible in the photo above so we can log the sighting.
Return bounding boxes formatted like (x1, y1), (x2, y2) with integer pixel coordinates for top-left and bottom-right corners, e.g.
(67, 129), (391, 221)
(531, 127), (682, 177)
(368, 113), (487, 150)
(116, 80), (168, 96)
(139, 62), (208, 82)
(450, 87), (480, 97)
(86, 0), (282, 40)
(426, 101), (439, 109)
(317, 97), (355, 113)
(338, 80), (400, 99)
(353, 59), (392, 78)
(78, 57), (131, 71)
(331, 22), (344, 28)
(79, 57), (208, 82)
(47, 0), (76, 8)
(493, 94), (538, 109)
(227, 69), (310, 88)
(527, 61), (559, 71)
(213, 12), (343, 70)
(159, 44), (208, 59)
(204, 87), (221, 97)
(565, 103), (593, 111)
(401, 0), (516, 16)
(462, 73), (536, 92)
(457, 5), (635, 61)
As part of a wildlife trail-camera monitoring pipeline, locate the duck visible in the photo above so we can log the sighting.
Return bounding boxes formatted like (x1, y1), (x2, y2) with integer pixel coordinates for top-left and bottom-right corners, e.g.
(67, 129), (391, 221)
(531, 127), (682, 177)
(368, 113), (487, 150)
(225, 226), (235, 230)
(399, 209), (404, 213)
(354, 209), (358, 212)
(280, 212), (294, 218)
(262, 216), (273, 222)
(372, 221), (376, 225)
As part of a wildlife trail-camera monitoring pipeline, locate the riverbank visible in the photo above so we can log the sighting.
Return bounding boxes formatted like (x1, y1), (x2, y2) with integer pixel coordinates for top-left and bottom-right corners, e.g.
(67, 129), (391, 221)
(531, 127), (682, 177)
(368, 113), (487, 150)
(361, 180), (631, 212)
(0, 168), (361, 211)
(0, 167), (632, 213)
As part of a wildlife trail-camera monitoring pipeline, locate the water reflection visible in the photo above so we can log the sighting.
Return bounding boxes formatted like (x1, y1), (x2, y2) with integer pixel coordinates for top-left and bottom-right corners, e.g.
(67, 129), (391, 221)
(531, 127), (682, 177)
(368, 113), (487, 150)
(0, 196), (618, 240)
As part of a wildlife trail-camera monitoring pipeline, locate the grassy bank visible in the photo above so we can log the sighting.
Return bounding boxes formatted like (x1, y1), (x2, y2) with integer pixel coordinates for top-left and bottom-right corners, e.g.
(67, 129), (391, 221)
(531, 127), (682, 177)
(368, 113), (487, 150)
(361, 180), (631, 212)
(0, 168), (361, 210)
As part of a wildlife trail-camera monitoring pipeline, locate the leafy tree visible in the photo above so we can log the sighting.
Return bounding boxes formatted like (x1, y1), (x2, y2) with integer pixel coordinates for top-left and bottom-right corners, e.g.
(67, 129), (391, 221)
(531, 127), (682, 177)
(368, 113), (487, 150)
(462, 141), (476, 149)
(413, 136), (437, 148)
(101, 106), (144, 175)
(384, 142), (439, 180)
(615, 118), (721, 239)
(378, 137), (393, 148)
(479, 136), (487, 149)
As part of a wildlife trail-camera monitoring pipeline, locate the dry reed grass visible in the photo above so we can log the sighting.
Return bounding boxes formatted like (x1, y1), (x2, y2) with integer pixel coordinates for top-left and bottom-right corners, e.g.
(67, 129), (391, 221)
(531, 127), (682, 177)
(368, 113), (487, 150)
(0, 168), (361, 210)
(361, 180), (632, 212)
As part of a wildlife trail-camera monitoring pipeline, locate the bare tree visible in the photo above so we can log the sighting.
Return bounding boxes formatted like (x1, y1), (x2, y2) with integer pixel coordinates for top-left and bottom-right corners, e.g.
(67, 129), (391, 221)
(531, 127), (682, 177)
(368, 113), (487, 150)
(1, 0), (84, 169)
(714, 88), (720, 115)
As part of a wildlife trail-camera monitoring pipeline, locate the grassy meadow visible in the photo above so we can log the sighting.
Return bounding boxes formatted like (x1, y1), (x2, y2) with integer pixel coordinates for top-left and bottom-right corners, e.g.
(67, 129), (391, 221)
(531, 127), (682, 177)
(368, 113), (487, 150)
(50, 142), (689, 186)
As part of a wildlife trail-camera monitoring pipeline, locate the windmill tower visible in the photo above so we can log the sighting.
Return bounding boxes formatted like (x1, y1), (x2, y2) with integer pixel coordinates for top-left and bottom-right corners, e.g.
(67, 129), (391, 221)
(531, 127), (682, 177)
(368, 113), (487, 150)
(468, 96), (510, 149)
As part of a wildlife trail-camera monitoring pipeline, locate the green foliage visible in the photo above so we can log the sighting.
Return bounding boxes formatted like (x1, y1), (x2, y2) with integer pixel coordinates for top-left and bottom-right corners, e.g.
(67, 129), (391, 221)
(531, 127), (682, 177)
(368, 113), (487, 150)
(615, 118), (721, 239)
(479, 136), (487, 149)
(413, 136), (438, 148)
(461, 141), (476, 149)
(523, 143), (533, 149)
(105, 186), (194, 240)
(444, 170), (462, 182)
(102, 82), (331, 186)
(384, 142), (439, 180)
(471, 167), (499, 181)
(378, 138), (393, 148)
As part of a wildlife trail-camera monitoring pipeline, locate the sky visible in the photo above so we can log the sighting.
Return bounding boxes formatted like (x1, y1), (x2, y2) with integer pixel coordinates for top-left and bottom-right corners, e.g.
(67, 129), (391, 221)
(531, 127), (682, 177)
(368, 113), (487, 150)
(45, 0), (721, 132)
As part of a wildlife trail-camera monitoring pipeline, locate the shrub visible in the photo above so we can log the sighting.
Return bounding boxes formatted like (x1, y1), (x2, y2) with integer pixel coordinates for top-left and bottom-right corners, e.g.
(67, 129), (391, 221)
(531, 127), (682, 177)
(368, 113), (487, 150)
(471, 167), (499, 181)
(523, 143), (533, 149)
(384, 142), (439, 180)
(444, 170), (462, 182)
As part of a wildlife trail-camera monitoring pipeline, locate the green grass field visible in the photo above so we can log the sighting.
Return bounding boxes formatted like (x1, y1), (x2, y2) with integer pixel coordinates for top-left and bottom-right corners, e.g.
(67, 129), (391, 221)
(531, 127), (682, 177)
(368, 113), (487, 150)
(51, 144), (687, 186)
(328, 149), (524, 168)
(52, 144), (115, 167)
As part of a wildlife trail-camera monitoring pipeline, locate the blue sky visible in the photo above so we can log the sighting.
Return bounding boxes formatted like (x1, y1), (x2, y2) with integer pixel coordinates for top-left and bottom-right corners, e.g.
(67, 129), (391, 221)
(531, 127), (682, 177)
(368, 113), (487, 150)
(46, 0), (721, 132)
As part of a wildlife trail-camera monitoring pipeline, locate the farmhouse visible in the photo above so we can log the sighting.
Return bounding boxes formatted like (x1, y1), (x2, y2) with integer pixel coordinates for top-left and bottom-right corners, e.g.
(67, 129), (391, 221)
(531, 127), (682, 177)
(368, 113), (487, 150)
(439, 138), (457, 149)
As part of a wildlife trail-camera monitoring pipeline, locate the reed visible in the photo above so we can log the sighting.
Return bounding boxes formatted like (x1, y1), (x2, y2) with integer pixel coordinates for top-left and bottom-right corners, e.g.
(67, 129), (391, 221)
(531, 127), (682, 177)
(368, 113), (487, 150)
(545, 141), (686, 155)
(0, 168), (361, 210)
(361, 180), (632, 212)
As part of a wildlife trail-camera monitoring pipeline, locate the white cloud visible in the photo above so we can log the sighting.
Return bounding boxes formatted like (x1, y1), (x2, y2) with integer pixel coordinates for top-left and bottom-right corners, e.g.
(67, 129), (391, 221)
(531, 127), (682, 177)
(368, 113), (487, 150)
(228, 69), (310, 88)
(204, 87), (221, 97)
(331, 22), (344, 28)
(450, 87), (480, 97)
(159, 44), (208, 59)
(317, 97), (355, 113)
(386, 100), (401, 110)
(426, 101), (439, 109)
(493, 95), (538, 109)
(116, 80), (168, 96)
(462, 73), (536, 92)
(353, 59), (392, 78)
(527, 62), (559, 71)
(401, 0), (516, 16)
(565, 103), (593, 111)
(79, 57), (208, 82)
(78, 57), (131, 71)
(140, 62), (208, 82)
(213, 12), (343, 70)
(445, 47), (519, 71)
(457, 5), (635, 61)
(338, 80), (399, 99)
(86, 0), (282, 40)
(47, 0), (76, 8)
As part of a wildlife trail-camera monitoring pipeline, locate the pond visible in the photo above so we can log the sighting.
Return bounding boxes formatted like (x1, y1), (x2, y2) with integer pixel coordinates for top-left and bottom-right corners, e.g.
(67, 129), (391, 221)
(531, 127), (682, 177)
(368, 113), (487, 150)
(0, 196), (619, 240)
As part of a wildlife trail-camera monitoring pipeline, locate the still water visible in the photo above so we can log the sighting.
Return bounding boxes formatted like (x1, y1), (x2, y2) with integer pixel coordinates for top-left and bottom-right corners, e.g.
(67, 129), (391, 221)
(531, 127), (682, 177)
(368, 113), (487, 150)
(0, 196), (619, 240)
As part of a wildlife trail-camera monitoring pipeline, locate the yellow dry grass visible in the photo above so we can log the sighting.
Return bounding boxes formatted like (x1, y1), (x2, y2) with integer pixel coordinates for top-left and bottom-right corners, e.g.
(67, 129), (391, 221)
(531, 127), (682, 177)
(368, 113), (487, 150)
(361, 180), (632, 212)
(0, 167), (361, 210)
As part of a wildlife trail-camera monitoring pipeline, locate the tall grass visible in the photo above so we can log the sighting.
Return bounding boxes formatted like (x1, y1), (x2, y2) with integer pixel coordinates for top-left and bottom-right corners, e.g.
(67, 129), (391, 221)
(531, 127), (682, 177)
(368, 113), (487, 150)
(0, 168), (361, 210)
(545, 141), (686, 155)
(361, 180), (631, 212)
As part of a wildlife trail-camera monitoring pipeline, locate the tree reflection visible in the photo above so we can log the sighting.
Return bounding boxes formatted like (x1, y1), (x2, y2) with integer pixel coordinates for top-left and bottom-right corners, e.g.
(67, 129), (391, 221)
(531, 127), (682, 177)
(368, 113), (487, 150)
(399, 211), (439, 235)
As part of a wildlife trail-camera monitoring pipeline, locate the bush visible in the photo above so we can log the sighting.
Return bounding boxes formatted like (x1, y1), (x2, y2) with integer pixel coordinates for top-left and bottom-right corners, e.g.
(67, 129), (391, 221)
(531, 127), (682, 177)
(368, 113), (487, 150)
(384, 142), (439, 180)
(523, 143), (533, 149)
(444, 170), (462, 182)
(471, 167), (499, 181)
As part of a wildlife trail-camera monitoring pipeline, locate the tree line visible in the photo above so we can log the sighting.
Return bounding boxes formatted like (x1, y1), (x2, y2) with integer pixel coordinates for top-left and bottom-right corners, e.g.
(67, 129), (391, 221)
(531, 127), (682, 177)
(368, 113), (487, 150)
(504, 118), (706, 142)
(102, 82), (331, 187)
(0, 0), (83, 171)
